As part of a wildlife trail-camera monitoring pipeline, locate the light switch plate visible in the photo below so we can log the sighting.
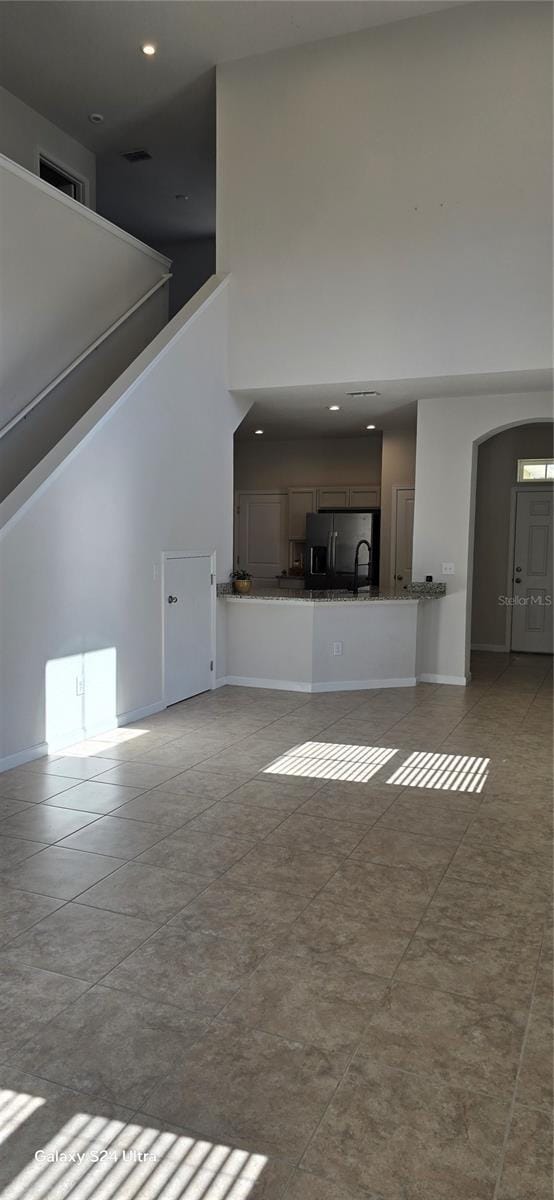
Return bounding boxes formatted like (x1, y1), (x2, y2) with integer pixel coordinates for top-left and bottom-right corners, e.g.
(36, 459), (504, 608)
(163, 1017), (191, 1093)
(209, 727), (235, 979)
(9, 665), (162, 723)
(333, 641), (343, 656)
(441, 562), (455, 575)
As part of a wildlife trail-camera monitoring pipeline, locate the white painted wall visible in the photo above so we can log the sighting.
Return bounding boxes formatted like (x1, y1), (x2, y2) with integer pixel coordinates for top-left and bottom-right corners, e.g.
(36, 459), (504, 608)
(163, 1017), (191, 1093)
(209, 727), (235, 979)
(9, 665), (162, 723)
(0, 84), (96, 207)
(234, 435), (382, 491)
(311, 602), (418, 689)
(222, 596), (419, 691)
(218, 2), (552, 389)
(412, 391), (554, 684)
(0, 287), (168, 502)
(471, 422), (553, 649)
(224, 599), (314, 688)
(0, 155), (170, 431)
(0, 278), (247, 767)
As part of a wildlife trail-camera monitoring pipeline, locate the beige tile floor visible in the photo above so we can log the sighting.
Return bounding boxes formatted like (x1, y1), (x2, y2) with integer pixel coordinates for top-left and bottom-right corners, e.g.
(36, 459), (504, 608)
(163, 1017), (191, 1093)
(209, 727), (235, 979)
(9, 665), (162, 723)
(0, 650), (551, 1199)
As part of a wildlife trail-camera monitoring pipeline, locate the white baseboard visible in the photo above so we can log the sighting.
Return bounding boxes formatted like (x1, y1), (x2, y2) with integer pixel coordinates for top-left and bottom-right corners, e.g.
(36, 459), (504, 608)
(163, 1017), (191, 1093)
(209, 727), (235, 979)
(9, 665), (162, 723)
(417, 673), (469, 686)
(471, 643), (508, 653)
(0, 701), (166, 774)
(221, 675), (418, 693)
(220, 675), (311, 692)
(117, 701), (166, 726)
(312, 677), (417, 692)
(0, 742), (48, 773)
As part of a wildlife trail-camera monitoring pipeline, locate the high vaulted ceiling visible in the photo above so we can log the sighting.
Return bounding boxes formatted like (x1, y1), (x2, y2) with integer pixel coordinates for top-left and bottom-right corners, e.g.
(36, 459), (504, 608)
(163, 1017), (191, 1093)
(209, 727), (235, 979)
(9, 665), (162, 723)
(0, 1), (463, 243)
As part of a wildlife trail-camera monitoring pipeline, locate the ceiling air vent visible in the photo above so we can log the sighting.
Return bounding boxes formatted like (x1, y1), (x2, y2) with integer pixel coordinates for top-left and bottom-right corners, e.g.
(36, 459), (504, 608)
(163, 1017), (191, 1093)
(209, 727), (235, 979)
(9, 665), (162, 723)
(121, 149), (152, 163)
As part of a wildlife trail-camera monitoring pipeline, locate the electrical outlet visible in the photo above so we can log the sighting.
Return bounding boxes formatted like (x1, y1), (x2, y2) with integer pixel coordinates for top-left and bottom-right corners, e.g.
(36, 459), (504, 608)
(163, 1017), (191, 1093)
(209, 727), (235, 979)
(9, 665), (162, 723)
(333, 641), (343, 656)
(441, 562), (455, 575)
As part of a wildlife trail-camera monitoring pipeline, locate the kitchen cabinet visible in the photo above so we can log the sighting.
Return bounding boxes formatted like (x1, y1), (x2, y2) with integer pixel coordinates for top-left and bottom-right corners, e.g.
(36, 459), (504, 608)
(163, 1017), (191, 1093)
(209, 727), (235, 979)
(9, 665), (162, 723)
(317, 486), (350, 509)
(288, 488), (317, 540)
(349, 486), (380, 508)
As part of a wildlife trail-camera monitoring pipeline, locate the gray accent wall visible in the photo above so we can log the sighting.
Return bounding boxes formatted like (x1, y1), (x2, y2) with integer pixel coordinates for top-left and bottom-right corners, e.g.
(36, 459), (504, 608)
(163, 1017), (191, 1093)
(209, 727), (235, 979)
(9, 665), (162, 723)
(234, 435), (382, 491)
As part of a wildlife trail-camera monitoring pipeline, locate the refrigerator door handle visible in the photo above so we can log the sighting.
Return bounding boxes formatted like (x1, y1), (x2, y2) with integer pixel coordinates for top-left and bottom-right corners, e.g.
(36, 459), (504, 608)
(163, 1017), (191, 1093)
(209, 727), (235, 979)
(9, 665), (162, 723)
(327, 531), (333, 572)
(330, 535), (340, 571)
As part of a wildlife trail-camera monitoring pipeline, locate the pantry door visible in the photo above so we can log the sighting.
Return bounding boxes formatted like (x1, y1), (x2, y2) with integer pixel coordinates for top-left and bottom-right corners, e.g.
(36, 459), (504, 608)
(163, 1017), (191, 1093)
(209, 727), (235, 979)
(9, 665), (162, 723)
(236, 491), (287, 579)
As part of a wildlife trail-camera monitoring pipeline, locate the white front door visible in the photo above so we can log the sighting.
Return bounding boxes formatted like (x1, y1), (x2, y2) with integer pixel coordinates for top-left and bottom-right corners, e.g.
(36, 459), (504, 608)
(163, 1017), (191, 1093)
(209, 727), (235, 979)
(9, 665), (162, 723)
(392, 486), (415, 591)
(164, 555), (213, 706)
(511, 488), (553, 653)
(237, 492), (287, 578)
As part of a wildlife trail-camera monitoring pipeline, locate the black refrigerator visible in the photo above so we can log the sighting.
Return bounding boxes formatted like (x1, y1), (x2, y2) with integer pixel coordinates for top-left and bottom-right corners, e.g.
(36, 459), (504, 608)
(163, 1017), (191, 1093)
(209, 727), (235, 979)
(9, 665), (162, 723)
(305, 510), (380, 590)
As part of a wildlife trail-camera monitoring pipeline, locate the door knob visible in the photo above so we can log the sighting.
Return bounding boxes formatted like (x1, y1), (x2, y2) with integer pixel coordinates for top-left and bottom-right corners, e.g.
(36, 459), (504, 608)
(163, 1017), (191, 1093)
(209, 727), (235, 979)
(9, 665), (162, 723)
(514, 578), (522, 584)
(167, 595), (178, 604)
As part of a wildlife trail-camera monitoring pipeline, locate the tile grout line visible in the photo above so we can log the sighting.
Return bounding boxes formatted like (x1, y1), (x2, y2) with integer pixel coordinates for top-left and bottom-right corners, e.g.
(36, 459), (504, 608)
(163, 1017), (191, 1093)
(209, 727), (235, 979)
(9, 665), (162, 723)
(491, 928), (548, 1200)
(0, 662), (549, 1189)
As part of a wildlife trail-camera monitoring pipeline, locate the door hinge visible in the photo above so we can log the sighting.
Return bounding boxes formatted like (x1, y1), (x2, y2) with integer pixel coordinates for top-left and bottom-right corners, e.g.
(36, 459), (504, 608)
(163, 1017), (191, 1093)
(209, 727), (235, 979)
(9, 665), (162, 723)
(210, 660), (214, 671)
(210, 573), (214, 585)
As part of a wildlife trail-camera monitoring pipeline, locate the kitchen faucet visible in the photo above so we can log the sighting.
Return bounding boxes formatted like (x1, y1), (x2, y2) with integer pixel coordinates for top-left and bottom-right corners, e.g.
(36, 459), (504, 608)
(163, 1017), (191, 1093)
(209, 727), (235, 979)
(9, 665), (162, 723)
(352, 539), (372, 595)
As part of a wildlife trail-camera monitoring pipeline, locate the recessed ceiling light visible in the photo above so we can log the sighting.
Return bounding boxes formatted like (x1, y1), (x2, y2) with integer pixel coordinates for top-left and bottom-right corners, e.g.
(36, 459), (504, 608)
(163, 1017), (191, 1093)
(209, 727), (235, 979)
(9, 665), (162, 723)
(141, 42), (157, 56)
(88, 113), (104, 124)
(328, 405), (341, 411)
(347, 390), (381, 397)
(254, 429), (264, 435)
(366, 424), (376, 430)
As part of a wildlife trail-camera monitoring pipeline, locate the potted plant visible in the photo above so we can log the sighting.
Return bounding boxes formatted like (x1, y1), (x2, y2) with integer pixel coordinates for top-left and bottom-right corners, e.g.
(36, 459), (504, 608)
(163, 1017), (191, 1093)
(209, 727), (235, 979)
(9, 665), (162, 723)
(230, 569), (253, 595)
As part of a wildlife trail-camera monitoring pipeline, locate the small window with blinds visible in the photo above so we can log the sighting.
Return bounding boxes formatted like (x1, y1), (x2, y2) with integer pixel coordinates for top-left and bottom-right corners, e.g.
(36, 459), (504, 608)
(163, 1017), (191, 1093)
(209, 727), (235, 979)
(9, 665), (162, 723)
(517, 458), (554, 482)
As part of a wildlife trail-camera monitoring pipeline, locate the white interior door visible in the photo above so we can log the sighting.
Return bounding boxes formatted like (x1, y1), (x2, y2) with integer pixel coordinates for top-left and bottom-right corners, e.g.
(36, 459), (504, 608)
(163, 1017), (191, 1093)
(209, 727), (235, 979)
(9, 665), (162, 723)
(511, 488), (553, 653)
(237, 492), (287, 578)
(392, 486), (415, 591)
(164, 555), (213, 706)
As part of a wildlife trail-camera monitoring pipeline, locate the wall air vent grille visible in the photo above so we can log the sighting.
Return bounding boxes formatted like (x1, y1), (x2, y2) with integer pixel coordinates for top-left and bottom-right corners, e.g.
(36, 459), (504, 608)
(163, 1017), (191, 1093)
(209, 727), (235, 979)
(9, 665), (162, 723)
(122, 149), (152, 163)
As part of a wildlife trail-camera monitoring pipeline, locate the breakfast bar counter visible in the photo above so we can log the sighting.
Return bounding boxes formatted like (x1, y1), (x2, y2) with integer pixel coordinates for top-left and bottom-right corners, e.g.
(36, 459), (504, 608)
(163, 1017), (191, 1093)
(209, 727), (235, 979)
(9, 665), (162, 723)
(218, 584), (445, 692)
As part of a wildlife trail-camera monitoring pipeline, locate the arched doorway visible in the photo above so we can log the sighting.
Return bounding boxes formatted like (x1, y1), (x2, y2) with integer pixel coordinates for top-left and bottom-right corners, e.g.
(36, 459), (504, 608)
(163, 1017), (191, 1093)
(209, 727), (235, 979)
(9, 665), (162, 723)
(470, 420), (553, 655)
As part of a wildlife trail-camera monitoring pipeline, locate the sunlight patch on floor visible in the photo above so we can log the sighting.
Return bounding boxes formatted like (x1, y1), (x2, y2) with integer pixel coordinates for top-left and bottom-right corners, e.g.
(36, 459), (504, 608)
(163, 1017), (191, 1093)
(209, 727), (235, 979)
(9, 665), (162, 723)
(61, 727), (150, 757)
(263, 740), (398, 782)
(0, 1090), (45, 1148)
(262, 741), (490, 791)
(386, 750), (490, 792)
(0, 1091), (267, 1200)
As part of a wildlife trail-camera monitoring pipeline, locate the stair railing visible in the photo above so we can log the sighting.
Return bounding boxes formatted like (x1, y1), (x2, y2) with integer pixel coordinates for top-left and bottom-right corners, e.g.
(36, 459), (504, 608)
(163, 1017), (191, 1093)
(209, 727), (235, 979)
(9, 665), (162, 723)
(0, 272), (172, 440)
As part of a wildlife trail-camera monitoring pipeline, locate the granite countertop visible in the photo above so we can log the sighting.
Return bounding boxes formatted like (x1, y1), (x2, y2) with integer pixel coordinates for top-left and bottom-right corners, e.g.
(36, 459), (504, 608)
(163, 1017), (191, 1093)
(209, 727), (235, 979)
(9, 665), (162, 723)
(218, 582), (446, 603)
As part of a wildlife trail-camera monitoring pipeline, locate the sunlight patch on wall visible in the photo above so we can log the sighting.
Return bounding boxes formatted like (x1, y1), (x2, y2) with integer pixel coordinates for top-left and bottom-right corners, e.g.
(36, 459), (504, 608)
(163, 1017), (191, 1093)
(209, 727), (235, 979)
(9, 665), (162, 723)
(0, 1093), (268, 1200)
(386, 750), (490, 792)
(264, 740), (398, 782)
(45, 648), (116, 752)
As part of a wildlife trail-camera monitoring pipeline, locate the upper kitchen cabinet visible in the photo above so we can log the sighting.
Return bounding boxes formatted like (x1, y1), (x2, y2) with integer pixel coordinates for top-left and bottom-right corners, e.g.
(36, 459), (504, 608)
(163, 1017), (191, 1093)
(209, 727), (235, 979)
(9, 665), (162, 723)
(317, 486), (350, 509)
(316, 485), (381, 510)
(288, 487), (317, 539)
(350, 486), (381, 508)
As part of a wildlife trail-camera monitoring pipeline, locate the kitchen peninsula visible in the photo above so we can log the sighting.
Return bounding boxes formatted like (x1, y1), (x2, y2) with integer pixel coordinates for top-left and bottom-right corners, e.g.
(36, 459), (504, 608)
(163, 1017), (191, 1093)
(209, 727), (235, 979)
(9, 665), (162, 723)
(218, 584), (445, 692)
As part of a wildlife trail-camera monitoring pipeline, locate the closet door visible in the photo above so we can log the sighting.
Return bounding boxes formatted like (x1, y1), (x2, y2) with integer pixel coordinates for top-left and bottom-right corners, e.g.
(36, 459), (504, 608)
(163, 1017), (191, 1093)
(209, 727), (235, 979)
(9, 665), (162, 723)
(236, 492), (287, 578)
